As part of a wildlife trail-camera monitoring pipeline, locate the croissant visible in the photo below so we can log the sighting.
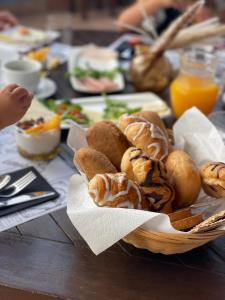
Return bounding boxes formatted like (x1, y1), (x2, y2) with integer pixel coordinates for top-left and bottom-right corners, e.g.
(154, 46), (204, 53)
(200, 162), (225, 198)
(118, 114), (169, 161)
(121, 147), (167, 184)
(88, 172), (149, 210)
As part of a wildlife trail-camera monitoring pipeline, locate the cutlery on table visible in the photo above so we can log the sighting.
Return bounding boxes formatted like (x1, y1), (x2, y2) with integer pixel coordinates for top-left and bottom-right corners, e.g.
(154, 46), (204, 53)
(0, 171), (37, 198)
(0, 175), (11, 190)
(0, 191), (55, 208)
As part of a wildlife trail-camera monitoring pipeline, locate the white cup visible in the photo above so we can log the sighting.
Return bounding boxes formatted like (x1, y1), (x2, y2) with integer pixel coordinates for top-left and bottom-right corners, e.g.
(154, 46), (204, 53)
(2, 59), (42, 93)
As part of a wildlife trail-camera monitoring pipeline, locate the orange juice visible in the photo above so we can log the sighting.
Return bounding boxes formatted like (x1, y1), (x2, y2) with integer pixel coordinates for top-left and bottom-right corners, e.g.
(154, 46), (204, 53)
(171, 74), (219, 118)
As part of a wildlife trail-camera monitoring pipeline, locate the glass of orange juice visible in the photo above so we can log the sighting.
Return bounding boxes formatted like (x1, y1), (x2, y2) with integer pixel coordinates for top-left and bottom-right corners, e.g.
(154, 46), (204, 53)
(170, 49), (219, 118)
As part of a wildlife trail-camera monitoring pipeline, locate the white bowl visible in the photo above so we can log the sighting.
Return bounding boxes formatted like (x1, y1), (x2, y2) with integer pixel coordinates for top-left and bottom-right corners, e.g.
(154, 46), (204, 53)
(2, 59), (42, 93)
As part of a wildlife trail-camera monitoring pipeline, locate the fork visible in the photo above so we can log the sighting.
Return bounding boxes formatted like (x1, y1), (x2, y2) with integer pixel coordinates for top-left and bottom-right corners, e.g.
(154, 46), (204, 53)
(0, 171), (37, 198)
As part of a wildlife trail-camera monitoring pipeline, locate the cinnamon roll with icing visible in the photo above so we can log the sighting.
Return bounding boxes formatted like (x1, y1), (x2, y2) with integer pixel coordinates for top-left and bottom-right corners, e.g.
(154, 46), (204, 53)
(88, 173), (150, 210)
(121, 147), (167, 184)
(118, 114), (169, 161)
(121, 147), (174, 213)
(200, 162), (225, 198)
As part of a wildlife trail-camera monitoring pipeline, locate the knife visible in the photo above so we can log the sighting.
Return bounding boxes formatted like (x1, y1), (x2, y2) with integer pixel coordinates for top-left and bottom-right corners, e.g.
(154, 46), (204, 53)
(0, 191), (56, 208)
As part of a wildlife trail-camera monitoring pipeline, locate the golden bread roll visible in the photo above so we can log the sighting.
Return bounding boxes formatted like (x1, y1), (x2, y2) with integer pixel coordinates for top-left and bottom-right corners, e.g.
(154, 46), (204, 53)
(75, 147), (117, 180)
(121, 147), (167, 184)
(88, 173), (149, 210)
(166, 150), (201, 209)
(86, 121), (130, 170)
(200, 162), (225, 198)
(142, 183), (175, 214)
(133, 111), (168, 139)
(118, 114), (169, 161)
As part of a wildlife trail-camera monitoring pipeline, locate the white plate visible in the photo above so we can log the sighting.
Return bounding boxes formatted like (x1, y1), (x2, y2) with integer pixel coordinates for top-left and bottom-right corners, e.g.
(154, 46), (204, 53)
(68, 47), (125, 94)
(71, 92), (171, 122)
(35, 77), (57, 99)
(1, 25), (60, 45)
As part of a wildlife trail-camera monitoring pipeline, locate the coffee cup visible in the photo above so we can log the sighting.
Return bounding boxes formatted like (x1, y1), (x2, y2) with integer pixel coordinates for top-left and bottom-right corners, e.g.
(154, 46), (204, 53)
(2, 59), (42, 93)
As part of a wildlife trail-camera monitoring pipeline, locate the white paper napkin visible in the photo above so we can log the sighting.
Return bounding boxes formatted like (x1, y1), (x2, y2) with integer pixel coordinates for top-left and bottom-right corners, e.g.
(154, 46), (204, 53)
(67, 108), (225, 255)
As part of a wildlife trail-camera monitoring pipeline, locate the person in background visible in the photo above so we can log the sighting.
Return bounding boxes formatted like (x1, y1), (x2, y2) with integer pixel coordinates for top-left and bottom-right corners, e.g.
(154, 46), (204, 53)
(0, 10), (18, 30)
(117, 0), (214, 34)
(0, 84), (33, 130)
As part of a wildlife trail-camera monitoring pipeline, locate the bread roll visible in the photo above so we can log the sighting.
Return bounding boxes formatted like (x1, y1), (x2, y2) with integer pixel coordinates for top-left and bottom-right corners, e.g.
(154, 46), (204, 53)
(88, 173), (149, 210)
(118, 114), (169, 161)
(75, 147), (117, 180)
(166, 150), (201, 209)
(200, 162), (225, 198)
(86, 121), (130, 170)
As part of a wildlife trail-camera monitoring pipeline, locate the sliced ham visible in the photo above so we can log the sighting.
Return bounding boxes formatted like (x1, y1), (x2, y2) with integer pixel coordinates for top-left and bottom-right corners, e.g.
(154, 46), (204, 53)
(77, 76), (118, 92)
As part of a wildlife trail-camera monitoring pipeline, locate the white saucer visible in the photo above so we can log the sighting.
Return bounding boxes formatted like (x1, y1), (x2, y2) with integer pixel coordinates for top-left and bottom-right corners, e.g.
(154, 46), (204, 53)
(35, 77), (57, 99)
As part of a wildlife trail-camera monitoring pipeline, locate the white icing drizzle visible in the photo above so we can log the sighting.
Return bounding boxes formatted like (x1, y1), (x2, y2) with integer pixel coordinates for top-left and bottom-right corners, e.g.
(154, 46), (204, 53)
(147, 142), (161, 159)
(90, 173), (142, 209)
(116, 201), (134, 209)
(123, 119), (169, 160)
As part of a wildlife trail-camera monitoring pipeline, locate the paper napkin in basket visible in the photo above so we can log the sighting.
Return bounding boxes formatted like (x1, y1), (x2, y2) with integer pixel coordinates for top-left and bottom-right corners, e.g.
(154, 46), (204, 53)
(67, 108), (225, 255)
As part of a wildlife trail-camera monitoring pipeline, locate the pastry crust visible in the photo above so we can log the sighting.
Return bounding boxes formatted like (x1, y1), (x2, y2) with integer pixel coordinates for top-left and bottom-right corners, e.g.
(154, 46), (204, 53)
(169, 208), (192, 223)
(172, 214), (203, 231)
(121, 147), (167, 184)
(75, 147), (117, 180)
(88, 173), (149, 210)
(133, 111), (168, 139)
(86, 121), (130, 170)
(118, 114), (169, 161)
(142, 183), (175, 213)
(200, 162), (225, 198)
(166, 150), (201, 209)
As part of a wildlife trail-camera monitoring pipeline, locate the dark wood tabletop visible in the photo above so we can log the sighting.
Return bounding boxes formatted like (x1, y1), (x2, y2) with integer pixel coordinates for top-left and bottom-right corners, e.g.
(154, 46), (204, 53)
(0, 30), (225, 300)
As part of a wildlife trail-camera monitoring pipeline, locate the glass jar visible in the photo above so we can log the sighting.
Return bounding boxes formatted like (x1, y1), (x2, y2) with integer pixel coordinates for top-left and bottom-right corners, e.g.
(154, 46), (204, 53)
(170, 49), (219, 118)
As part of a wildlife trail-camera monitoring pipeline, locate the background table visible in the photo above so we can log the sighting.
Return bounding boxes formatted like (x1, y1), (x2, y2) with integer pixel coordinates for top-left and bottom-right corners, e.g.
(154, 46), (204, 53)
(0, 30), (224, 300)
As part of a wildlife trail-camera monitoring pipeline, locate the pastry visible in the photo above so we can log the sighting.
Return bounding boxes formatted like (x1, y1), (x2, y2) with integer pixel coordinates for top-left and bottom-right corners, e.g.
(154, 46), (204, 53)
(168, 208), (192, 223)
(142, 183), (175, 213)
(86, 120), (130, 170)
(133, 111), (168, 139)
(75, 147), (117, 180)
(190, 210), (225, 233)
(200, 162), (225, 198)
(172, 214), (203, 231)
(88, 173), (150, 210)
(118, 114), (169, 161)
(166, 150), (201, 209)
(16, 115), (61, 160)
(121, 147), (167, 184)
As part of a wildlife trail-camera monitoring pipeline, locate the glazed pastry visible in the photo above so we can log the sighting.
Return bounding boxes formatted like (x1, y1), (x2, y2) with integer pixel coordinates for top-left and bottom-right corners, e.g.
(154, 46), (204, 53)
(118, 114), (169, 161)
(121, 147), (167, 184)
(142, 183), (175, 213)
(75, 147), (117, 180)
(133, 111), (169, 139)
(166, 150), (201, 209)
(200, 162), (225, 198)
(168, 208), (192, 223)
(89, 173), (150, 210)
(86, 120), (130, 170)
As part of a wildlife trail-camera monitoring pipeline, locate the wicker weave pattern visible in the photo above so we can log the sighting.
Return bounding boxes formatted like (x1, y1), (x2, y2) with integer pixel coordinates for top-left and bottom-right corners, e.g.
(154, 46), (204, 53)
(123, 228), (225, 254)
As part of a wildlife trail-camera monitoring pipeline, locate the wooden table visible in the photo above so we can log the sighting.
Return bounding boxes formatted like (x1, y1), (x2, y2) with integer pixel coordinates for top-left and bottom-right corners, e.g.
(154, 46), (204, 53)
(0, 30), (225, 300)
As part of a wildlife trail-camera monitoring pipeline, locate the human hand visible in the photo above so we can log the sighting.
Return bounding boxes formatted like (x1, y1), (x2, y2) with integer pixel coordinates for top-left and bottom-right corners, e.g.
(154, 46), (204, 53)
(0, 10), (18, 30)
(0, 84), (33, 129)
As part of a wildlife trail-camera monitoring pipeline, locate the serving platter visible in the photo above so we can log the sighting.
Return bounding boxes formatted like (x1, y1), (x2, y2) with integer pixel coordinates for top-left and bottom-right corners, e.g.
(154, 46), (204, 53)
(39, 92), (171, 130)
(0, 25), (60, 45)
(68, 46), (125, 94)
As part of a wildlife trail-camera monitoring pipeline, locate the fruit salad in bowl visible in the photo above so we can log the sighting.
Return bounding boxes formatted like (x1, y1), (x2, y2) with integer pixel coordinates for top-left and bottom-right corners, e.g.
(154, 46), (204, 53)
(16, 115), (61, 160)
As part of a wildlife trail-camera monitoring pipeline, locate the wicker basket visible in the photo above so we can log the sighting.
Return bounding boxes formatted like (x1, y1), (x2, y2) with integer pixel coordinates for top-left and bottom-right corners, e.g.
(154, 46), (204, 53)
(123, 227), (225, 254)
